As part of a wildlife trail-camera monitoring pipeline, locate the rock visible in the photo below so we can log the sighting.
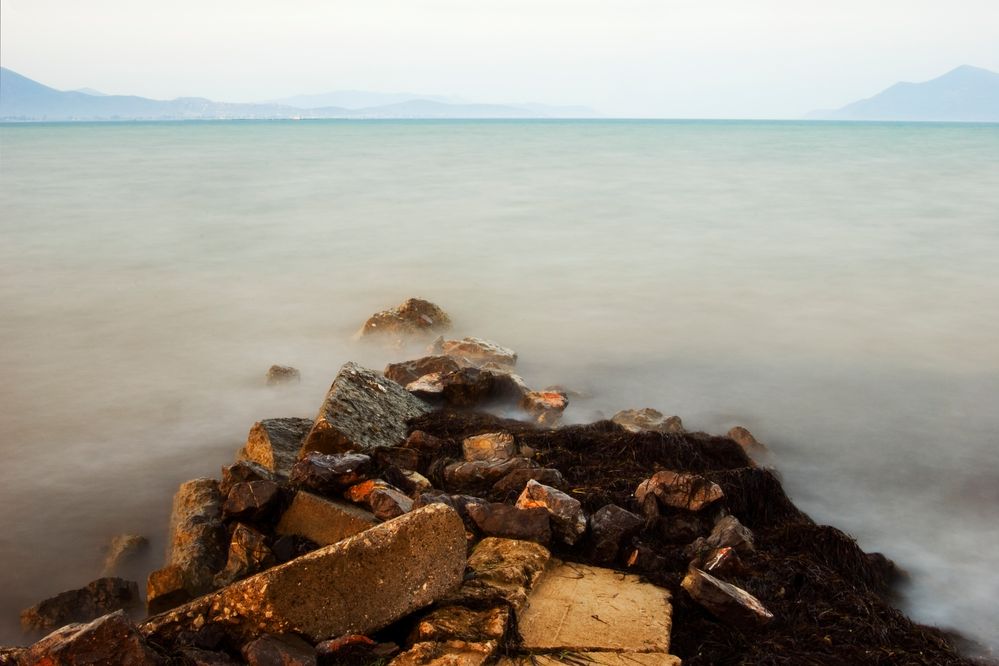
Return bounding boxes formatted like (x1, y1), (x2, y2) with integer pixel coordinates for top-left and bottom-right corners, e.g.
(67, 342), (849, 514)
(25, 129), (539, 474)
(409, 606), (508, 644)
(406, 367), (518, 408)
(462, 432), (516, 462)
(515, 480), (587, 545)
(271, 535), (320, 564)
(686, 514), (755, 559)
(385, 355), (462, 386)
(415, 493), (489, 532)
(589, 504), (644, 565)
(223, 480), (282, 522)
(213, 524), (275, 588)
(289, 452), (373, 496)
(276, 491), (377, 546)
(299, 363), (431, 457)
(400, 470), (433, 494)
(402, 430), (448, 453)
(147, 478), (227, 614)
(520, 391), (568, 426)
(357, 298), (452, 339)
(0, 647), (26, 665)
(466, 503), (551, 544)
(517, 562), (673, 654)
(345, 480), (415, 521)
(141, 504), (467, 645)
(372, 446), (423, 472)
(20, 577), (141, 633)
(239, 418), (314, 477)
(26, 610), (164, 665)
(266, 365), (301, 386)
(696, 546), (748, 577)
(390, 640), (495, 666)
(443, 457), (536, 494)
(175, 646), (241, 665)
(316, 635), (399, 665)
(440, 337), (517, 367)
(681, 567), (774, 628)
(635, 470), (724, 512)
(612, 408), (685, 434)
(451, 537), (551, 612)
(243, 634), (316, 666)
(101, 534), (149, 577)
(492, 467), (567, 495)
(727, 425), (768, 455)
(221, 460), (277, 497)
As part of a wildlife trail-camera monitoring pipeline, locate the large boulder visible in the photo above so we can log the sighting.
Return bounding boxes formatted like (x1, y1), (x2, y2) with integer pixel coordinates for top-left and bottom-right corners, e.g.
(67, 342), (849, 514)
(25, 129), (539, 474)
(357, 298), (452, 339)
(612, 408), (684, 434)
(141, 504), (467, 645)
(515, 480), (587, 545)
(147, 478), (227, 614)
(635, 470), (724, 512)
(681, 568), (774, 629)
(26, 610), (165, 665)
(238, 417), (314, 477)
(275, 491), (377, 546)
(299, 363), (431, 457)
(20, 577), (141, 633)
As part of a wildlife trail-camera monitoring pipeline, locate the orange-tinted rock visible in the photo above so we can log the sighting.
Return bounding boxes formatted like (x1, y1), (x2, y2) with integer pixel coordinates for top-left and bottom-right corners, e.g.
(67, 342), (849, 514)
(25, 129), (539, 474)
(466, 503), (551, 545)
(681, 568), (774, 628)
(239, 417), (313, 477)
(290, 452), (373, 496)
(515, 480), (587, 545)
(358, 298), (452, 338)
(635, 470), (724, 512)
(27, 610), (165, 665)
(385, 355), (462, 386)
(440, 337), (517, 367)
(521, 391), (568, 426)
(612, 408), (684, 434)
(21, 578), (140, 634)
(213, 524), (275, 588)
(275, 491), (377, 546)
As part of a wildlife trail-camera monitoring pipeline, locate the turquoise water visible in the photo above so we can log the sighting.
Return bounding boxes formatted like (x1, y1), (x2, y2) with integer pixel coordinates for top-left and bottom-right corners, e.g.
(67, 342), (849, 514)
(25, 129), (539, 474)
(1, 120), (998, 653)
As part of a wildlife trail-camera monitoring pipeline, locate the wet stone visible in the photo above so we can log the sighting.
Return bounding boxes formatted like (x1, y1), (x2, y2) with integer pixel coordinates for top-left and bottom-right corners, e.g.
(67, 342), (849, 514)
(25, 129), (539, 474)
(682, 567), (774, 629)
(357, 298), (452, 339)
(492, 467), (567, 495)
(686, 514), (755, 559)
(21, 577), (141, 633)
(406, 367), (510, 408)
(462, 432), (516, 462)
(589, 504), (644, 565)
(213, 524), (275, 588)
(696, 546), (748, 577)
(239, 417), (314, 477)
(515, 479), (587, 545)
(409, 605), (509, 644)
(520, 391), (568, 426)
(222, 480), (282, 522)
(466, 502), (551, 545)
(403, 430), (448, 453)
(373, 446), (422, 472)
(220, 460), (277, 497)
(266, 365), (301, 386)
(612, 408), (685, 434)
(443, 457), (536, 494)
(440, 337), (517, 367)
(316, 635), (399, 665)
(27, 610), (164, 666)
(390, 640), (496, 666)
(635, 470), (724, 512)
(290, 452), (373, 496)
(385, 355), (462, 386)
(243, 633), (316, 666)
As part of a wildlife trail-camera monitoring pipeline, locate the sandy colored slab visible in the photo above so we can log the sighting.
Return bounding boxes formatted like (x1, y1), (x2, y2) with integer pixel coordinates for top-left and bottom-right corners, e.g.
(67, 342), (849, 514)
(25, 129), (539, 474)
(498, 653), (680, 665)
(517, 562), (672, 653)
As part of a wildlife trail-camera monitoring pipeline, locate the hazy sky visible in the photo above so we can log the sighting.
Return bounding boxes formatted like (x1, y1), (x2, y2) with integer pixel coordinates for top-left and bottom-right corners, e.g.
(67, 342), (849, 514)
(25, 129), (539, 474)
(2, 0), (998, 117)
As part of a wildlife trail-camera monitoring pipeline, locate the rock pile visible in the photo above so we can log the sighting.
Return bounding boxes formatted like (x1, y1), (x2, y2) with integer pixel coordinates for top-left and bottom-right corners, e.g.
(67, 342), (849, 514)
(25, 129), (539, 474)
(4, 299), (980, 666)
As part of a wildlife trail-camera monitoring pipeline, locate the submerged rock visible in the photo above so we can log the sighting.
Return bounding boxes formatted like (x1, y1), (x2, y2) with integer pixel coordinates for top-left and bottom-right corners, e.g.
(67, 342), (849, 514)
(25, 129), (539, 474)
(357, 298), (452, 339)
(26, 610), (164, 665)
(266, 365), (301, 386)
(239, 417), (313, 477)
(439, 337), (517, 367)
(20, 577), (141, 633)
(299, 362), (431, 456)
(612, 408), (685, 434)
(515, 479), (587, 545)
(635, 470), (724, 512)
(681, 567), (774, 629)
(101, 534), (150, 577)
(276, 491), (377, 546)
(589, 504), (644, 565)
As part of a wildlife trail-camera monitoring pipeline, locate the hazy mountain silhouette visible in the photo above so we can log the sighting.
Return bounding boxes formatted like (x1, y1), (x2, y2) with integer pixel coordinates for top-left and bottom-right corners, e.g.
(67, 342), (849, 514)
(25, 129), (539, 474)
(269, 90), (461, 109)
(809, 65), (999, 121)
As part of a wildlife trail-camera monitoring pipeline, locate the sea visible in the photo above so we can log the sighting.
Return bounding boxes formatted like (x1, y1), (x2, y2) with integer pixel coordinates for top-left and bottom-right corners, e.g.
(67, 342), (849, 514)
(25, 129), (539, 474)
(0, 119), (997, 654)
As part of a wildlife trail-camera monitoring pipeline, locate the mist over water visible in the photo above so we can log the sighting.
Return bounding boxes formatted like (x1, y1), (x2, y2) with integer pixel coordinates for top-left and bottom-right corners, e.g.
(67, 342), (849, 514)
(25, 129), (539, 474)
(1, 120), (998, 652)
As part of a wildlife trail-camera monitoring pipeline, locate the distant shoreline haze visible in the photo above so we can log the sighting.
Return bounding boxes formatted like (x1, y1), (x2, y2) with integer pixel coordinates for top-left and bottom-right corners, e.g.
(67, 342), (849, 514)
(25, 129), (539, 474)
(2, 65), (998, 122)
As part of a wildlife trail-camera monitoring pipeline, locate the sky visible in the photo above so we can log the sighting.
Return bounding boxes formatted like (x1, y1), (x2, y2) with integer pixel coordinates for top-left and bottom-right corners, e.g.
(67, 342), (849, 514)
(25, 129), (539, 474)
(2, 0), (998, 118)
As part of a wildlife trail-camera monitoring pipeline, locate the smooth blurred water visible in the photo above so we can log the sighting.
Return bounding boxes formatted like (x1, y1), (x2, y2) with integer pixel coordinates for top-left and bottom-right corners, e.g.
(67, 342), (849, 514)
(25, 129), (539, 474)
(1, 119), (997, 653)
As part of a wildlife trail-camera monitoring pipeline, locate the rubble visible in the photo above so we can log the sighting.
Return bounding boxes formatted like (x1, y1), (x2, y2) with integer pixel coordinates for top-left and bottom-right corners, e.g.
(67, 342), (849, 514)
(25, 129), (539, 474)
(239, 417), (313, 476)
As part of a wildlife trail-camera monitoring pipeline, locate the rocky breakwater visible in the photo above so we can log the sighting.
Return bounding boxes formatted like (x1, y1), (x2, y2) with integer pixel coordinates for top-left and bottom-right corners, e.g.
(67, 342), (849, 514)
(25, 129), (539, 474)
(2, 298), (987, 665)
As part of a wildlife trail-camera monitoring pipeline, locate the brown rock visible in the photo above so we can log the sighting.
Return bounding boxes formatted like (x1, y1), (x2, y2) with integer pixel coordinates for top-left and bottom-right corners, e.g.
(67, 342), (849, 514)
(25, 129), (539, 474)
(727, 425), (768, 455)
(697, 546), (748, 577)
(414, 493), (489, 532)
(176, 646), (241, 665)
(515, 480), (586, 545)
(385, 355), (462, 386)
(466, 503), (551, 544)
(635, 470), (724, 512)
(443, 457), (536, 494)
(213, 524), (275, 588)
(589, 504), (644, 565)
(452, 537), (551, 612)
(141, 504), (467, 645)
(409, 605), (508, 643)
(239, 417), (314, 477)
(316, 635), (399, 665)
(223, 480), (282, 522)
(266, 365), (301, 386)
(686, 514), (755, 559)
(276, 491), (377, 546)
(406, 367), (514, 408)
(612, 408), (685, 434)
(681, 567), (774, 628)
(498, 653), (679, 665)
(390, 640), (495, 666)
(492, 467), (567, 495)
(299, 363), (431, 457)
(402, 430), (448, 453)
(520, 391), (568, 426)
(220, 460), (277, 497)
(372, 447), (423, 472)
(101, 534), (149, 577)
(440, 337), (517, 367)
(289, 452), (373, 496)
(357, 298), (452, 339)
(345, 481), (415, 521)
(27, 610), (164, 665)
(243, 633), (316, 666)
(462, 432), (516, 462)
(20, 577), (140, 633)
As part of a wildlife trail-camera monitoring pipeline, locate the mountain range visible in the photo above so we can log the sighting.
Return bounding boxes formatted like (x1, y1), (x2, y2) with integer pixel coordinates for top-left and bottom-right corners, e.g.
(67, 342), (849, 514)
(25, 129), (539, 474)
(808, 65), (999, 122)
(0, 68), (597, 121)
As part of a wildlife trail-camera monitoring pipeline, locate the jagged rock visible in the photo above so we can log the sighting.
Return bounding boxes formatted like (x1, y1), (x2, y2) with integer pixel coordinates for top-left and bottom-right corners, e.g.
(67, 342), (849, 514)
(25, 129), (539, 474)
(462, 432), (516, 462)
(406, 367), (520, 408)
(27, 610), (164, 665)
(20, 577), (140, 633)
(266, 365), (301, 386)
(276, 491), (377, 546)
(220, 460), (277, 496)
(373, 446), (422, 472)
(147, 478), (227, 614)
(385, 355), (462, 386)
(415, 493), (489, 532)
(243, 633), (316, 666)
(290, 452), (373, 496)
(402, 430), (448, 453)
(635, 470), (724, 512)
(239, 417), (314, 477)
(176, 646), (241, 665)
(612, 408), (685, 434)
(358, 298), (452, 339)
(449, 538), (551, 612)
(443, 457), (536, 494)
(141, 504), (467, 645)
(440, 337), (517, 367)
(316, 635), (398, 665)
(223, 480), (282, 522)
(299, 363), (431, 456)
(213, 524), (275, 588)
(681, 568), (774, 628)
(466, 503), (551, 544)
(515, 480), (587, 545)
(492, 467), (567, 495)
(0, 647), (26, 664)
(520, 391), (568, 426)
(101, 534), (149, 577)
(727, 426), (768, 455)
(686, 515), (755, 559)
(390, 640), (495, 666)
(696, 546), (748, 577)
(589, 504), (644, 565)
(344, 480), (415, 521)
(409, 606), (508, 644)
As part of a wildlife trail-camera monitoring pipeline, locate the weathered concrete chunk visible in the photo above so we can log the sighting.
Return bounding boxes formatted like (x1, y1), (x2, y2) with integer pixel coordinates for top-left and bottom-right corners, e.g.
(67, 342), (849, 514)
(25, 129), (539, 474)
(101, 534), (150, 577)
(243, 633), (316, 666)
(147, 478), (227, 613)
(409, 605), (509, 644)
(520, 391), (568, 426)
(21, 577), (140, 633)
(515, 480), (587, 545)
(635, 470), (724, 512)
(518, 562), (673, 654)
(239, 417), (314, 477)
(589, 504), (644, 565)
(463, 432), (516, 462)
(141, 504), (467, 645)
(686, 514), (755, 559)
(440, 337), (517, 367)
(300, 363), (431, 456)
(385, 355), (463, 386)
(276, 491), (377, 546)
(290, 452), (373, 496)
(612, 408), (685, 434)
(266, 365), (301, 386)
(223, 480), (282, 522)
(682, 567), (774, 629)
(466, 503), (551, 545)
(390, 640), (495, 666)
(492, 467), (567, 495)
(27, 610), (165, 665)
(213, 524), (275, 588)
(358, 298), (452, 339)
